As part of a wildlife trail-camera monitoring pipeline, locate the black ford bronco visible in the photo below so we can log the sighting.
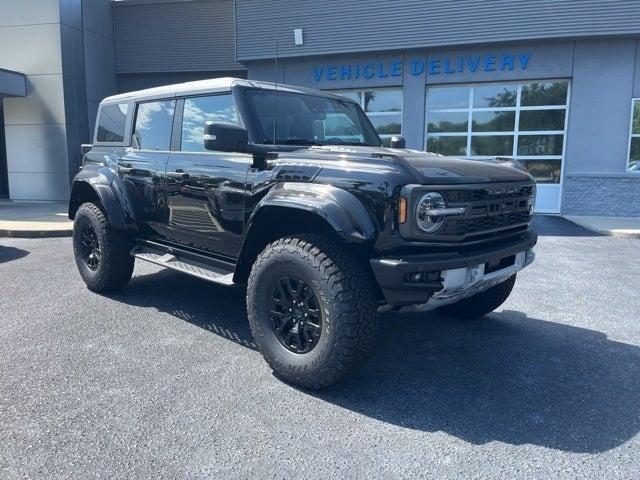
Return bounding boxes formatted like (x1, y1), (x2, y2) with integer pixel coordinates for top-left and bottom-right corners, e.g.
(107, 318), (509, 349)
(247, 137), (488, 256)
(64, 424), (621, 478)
(69, 78), (537, 389)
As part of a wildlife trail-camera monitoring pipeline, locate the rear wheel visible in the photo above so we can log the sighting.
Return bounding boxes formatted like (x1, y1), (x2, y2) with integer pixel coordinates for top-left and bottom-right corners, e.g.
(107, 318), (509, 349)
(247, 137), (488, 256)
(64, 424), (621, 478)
(247, 234), (379, 389)
(73, 202), (134, 292)
(438, 274), (517, 319)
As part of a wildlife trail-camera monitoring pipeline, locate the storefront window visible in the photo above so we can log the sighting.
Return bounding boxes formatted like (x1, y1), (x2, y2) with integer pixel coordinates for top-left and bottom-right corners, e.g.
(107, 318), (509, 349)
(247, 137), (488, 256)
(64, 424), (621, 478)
(425, 80), (569, 183)
(627, 99), (640, 172)
(333, 88), (402, 146)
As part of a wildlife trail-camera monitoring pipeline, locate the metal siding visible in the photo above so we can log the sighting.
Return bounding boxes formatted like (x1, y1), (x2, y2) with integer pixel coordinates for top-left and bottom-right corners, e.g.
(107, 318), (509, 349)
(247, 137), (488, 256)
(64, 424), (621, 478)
(235, 0), (640, 60)
(113, 0), (245, 73)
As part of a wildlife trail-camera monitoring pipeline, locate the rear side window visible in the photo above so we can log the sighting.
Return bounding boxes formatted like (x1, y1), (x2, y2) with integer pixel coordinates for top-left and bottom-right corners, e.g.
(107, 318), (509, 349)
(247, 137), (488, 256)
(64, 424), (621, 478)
(132, 100), (175, 151)
(96, 103), (128, 143)
(181, 94), (242, 152)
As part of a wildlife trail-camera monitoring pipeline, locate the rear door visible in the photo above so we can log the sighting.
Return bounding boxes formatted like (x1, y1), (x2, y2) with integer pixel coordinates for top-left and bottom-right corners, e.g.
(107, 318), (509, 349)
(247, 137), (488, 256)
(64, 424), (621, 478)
(118, 99), (176, 240)
(164, 92), (251, 259)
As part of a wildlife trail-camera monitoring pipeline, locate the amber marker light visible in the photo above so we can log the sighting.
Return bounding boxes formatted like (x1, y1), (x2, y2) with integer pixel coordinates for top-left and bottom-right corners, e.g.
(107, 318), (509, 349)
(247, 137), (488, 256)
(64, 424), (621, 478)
(398, 196), (408, 224)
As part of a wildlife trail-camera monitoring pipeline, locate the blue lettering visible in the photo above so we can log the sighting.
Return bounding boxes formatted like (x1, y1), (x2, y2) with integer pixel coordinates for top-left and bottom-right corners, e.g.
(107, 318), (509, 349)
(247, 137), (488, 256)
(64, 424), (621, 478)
(411, 59), (425, 75)
(467, 56), (480, 72)
(519, 52), (532, 69)
(327, 65), (337, 80)
(484, 55), (496, 71)
(428, 58), (441, 74)
(457, 56), (464, 72)
(443, 57), (455, 74)
(364, 64), (375, 79)
(354, 64), (360, 79)
(313, 67), (324, 82)
(500, 55), (515, 71)
(340, 65), (352, 80)
(390, 60), (402, 76)
(377, 63), (388, 78)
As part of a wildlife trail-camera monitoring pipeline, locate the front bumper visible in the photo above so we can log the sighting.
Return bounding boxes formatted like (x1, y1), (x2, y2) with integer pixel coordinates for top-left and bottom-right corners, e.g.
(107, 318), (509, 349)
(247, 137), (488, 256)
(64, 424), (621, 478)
(370, 230), (538, 307)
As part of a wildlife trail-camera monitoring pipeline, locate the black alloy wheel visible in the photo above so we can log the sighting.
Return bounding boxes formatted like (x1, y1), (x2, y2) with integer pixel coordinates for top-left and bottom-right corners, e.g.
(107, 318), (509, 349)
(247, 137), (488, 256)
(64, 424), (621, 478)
(80, 223), (101, 270)
(269, 276), (322, 354)
(72, 202), (135, 292)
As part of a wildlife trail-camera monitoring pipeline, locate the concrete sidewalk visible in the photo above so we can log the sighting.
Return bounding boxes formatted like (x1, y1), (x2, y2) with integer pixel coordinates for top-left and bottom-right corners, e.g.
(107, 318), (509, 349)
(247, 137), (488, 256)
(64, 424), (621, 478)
(0, 201), (72, 238)
(564, 215), (640, 239)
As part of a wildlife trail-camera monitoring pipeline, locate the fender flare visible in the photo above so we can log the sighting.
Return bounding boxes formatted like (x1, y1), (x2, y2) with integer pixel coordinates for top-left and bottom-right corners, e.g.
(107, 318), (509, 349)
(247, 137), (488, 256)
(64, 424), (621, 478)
(243, 182), (377, 245)
(68, 165), (134, 230)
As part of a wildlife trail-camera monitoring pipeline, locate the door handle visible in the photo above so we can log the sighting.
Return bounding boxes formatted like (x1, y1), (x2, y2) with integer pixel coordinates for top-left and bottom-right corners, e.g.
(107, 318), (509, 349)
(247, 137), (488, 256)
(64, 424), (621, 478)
(167, 170), (189, 180)
(118, 166), (134, 174)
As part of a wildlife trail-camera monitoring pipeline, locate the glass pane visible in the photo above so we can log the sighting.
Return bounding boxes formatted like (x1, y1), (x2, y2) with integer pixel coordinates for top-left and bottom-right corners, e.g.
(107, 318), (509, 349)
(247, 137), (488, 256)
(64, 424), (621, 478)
(368, 113), (401, 135)
(472, 111), (515, 132)
(632, 100), (640, 135)
(629, 137), (640, 171)
(470, 135), (514, 156)
(133, 100), (175, 151)
(427, 111), (468, 133)
(181, 94), (242, 152)
(96, 103), (128, 143)
(427, 86), (470, 109)
(363, 89), (402, 112)
(335, 90), (361, 104)
(520, 159), (562, 184)
(517, 134), (564, 156)
(426, 136), (467, 156)
(521, 82), (568, 106)
(519, 109), (565, 131)
(473, 84), (517, 108)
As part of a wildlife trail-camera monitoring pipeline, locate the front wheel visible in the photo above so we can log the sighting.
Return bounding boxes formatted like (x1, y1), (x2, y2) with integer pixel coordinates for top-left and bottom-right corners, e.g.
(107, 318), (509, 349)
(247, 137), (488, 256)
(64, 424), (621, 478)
(73, 202), (135, 292)
(437, 274), (517, 319)
(247, 235), (379, 389)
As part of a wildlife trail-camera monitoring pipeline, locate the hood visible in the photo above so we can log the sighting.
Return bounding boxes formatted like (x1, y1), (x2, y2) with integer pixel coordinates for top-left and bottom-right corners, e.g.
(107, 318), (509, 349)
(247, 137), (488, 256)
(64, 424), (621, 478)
(301, 145), (533, 184)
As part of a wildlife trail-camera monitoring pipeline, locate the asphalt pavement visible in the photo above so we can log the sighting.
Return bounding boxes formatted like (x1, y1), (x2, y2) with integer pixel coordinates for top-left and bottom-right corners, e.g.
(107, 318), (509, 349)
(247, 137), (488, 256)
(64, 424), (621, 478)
(1, 216), (639, 479)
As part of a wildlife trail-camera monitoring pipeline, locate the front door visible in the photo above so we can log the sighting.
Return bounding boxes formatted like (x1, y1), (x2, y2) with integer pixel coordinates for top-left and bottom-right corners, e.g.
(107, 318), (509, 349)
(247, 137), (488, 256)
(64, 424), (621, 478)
(164, 94), (251, 259)
(118, 99), (176, 240)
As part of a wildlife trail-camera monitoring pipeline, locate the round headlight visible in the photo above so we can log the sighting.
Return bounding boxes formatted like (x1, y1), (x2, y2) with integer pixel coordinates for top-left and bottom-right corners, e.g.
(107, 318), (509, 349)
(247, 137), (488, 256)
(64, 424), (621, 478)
(416, 192), (446, 233)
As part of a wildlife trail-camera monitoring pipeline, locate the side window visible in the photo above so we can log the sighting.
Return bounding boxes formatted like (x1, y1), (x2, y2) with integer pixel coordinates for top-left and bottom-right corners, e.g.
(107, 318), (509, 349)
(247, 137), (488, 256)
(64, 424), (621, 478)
(181, 94), (242, 152)
(96, 103), (128, 143)
(132, 100), (175, 151)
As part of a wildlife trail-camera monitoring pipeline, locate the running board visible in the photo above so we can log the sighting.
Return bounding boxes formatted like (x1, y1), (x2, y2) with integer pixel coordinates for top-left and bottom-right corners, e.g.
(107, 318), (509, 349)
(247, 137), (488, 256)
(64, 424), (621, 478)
(131, 245), (235, 286)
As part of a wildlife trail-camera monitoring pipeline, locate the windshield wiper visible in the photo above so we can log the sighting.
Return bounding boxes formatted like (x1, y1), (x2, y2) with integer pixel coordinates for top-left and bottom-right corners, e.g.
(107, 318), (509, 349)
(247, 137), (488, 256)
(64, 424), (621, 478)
(269, 138), (322, 146)
(323, 140), (377, 147)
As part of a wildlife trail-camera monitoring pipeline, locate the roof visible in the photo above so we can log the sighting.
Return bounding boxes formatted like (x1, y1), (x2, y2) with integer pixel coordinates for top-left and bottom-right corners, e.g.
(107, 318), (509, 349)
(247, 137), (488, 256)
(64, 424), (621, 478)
(101, 77), (349, 104)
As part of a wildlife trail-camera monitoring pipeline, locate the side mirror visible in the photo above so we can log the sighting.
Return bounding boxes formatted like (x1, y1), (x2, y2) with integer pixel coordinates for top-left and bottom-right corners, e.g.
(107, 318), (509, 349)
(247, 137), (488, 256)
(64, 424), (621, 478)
(389, 135), (406, 149)
(204, 121), (248, 152)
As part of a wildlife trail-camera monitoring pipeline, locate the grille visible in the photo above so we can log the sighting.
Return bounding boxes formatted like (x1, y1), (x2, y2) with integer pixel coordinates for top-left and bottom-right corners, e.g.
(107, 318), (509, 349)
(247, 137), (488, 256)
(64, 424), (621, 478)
(443, 185), (534, 203)
(443, 211), (531, 236)
(439, 183), (534, 239)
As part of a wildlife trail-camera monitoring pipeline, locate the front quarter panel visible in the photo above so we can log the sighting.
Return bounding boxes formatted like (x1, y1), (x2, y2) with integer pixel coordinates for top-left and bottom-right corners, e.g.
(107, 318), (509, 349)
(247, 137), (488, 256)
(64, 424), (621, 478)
(248, 182), (376, 242)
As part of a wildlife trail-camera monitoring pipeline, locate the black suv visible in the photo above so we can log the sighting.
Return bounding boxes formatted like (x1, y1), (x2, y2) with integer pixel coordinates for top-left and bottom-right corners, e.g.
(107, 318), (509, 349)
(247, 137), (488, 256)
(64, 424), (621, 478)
(69, 78), (537, 388)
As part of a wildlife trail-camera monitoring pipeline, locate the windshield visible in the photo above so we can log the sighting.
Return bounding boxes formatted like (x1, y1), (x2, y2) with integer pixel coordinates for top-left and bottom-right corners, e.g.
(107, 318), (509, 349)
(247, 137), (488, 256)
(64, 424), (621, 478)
(245, 89), (382, 147)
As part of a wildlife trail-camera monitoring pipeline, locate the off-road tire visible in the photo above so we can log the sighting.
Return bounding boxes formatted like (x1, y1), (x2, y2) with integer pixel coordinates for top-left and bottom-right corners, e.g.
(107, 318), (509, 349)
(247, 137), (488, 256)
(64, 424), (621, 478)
(438, 274), (517, 319)
(73, 202), (134, 292)
(247, 234), (379, 389)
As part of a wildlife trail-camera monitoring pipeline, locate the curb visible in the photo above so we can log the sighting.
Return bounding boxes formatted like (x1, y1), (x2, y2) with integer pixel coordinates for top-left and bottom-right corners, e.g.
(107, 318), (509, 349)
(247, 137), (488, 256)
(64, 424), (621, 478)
(586, 230), (640, 240)
(0, 228), (73, 239)
(563, 218), (640, 240)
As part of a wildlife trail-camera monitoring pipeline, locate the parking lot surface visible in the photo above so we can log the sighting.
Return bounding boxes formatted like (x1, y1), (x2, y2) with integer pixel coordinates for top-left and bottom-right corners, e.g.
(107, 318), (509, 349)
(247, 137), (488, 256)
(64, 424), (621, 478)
(1, 216), (639, 479)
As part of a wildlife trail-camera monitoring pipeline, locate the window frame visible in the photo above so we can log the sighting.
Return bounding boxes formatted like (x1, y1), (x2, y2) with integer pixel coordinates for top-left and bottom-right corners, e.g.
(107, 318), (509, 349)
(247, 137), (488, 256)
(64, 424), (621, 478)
(425, 79), (571, 184)
(331, 87), (403, 144)
(175, 91), (243, 153)
(131, 98), (177, 153)
(93, 100), (134, 147)
(626, 98), (640, 172)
